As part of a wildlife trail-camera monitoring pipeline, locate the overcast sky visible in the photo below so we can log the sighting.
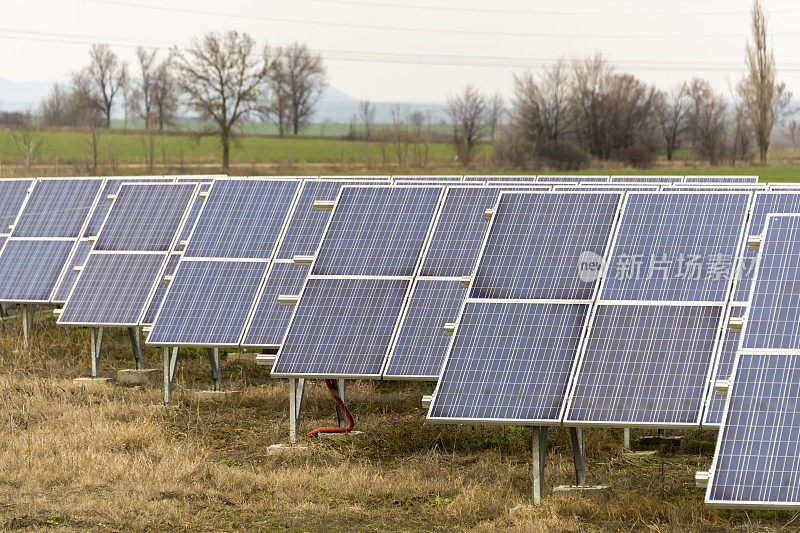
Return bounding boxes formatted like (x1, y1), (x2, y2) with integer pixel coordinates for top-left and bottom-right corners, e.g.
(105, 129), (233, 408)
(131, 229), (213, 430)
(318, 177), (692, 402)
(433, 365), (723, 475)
(3, 0), (800, 102)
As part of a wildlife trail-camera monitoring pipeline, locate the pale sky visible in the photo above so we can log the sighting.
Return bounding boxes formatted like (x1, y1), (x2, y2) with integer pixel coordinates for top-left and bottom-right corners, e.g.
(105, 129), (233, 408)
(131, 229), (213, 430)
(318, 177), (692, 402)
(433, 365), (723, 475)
(3, 0), (800, 102)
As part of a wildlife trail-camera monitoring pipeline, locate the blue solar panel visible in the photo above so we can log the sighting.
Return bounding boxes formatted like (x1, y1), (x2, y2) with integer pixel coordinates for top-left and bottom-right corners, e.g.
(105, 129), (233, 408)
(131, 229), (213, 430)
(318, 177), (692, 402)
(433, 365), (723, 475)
(393, 176), (462, 182)
(84, 177), (174, 237)
(733, 193), (800, 303)
(704, 305), (745, 426)
(13, 179), (102, 238)
(142, 253), (181, 325)
(52, 240), (93, 303)
(706, 352), (800, 509)
(0, 179), (32, 233)
(553, 185), (660, 192)
(470, 192), (621, 300)
(58, 253), (166, 326)
(685, 176), (759, 184)
(667, 185), (764, 192)
(312, 186), (442, 276)
(174, 182), (212, 250)
(94, 183), (195, 252)
(609, 176), (682, 183)
(463, 175), (538, 182)
(384, 278), (468, 379)
(428, 301), (588, 423)
(537, 175), (609, 183)
(241, 262), (310, 347)
(147, 260), (269, 346)
(741, 215), (800, 352)
(271, 277), (410, 378)
(565, 303), (721, 427)
(599, 192), (749, 302)
(0, 240), (74, 301)
(183, 179), (299, 259)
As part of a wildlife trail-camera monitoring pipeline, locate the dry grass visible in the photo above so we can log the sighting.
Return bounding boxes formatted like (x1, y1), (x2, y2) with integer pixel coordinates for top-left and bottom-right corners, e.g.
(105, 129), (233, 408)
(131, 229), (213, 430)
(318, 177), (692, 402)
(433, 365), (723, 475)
(0, 313), (799, 531)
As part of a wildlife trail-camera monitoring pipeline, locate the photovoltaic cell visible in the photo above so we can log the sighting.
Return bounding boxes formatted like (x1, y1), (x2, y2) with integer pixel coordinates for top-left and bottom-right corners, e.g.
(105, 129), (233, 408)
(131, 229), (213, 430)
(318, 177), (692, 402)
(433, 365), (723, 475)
(94, 183), (195, 252)
(732, 193), (800, 303)
(685, 176), (759, 184)
(241, 262), (310, 347)
(384, 278), (468, 379)
(84, 177), (173, 237)
(312, 186), (442, 276)
(52, 240), (93, 303)
(470, 192), (621, 300)
(704, 305), (745, 426)
(428, 301), (588, 423)
(147, 260), (269, 346)
(142, 253), (181, 325)
(0, 240), (74, 301)
(0, 179), (31, 233)
(13, 179), (102, 238)
(393, 176), (462, 182)
(609, 176), (682, 183)
(565, 304), (721, 426)
(463, 175), (537, 182)
(174, 182), (212, 249)
(271, 277), (409, 377)
(599, 192), (749, 303)
(537, 175), (609, 183)
(706, 352), (800, 509)
(57, 253), (165, 325)
(183, 179), (299, 259)
(553, 185), (660, 192)
(741, 215), (800, 352)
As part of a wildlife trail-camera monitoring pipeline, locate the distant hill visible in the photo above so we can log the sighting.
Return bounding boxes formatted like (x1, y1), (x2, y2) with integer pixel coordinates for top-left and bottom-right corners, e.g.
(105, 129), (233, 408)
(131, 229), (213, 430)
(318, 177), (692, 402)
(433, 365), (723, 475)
(0, 77), (448, 123)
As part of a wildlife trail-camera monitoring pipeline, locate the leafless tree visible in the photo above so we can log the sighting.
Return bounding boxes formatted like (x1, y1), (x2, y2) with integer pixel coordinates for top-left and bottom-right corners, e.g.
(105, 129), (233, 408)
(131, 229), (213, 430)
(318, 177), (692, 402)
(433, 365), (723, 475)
(8, 111), (45, 175)
(731, 99), (753, 164)
(785, 112), (800, 149)
(571, 53), (613, 158)
(738, 0), (791, 163)
(654, 85), (690, 161)
(152, 52), (178, 132)
(447, 85), (487, 165)
(40, 84), (73, 126)
(604, 73), (658, 153)
(274, 43), (326, 135)
(359, 100), (375, 140)
(260, 62), (291, 138)
(176, 31), (279, 171)
(84, 44), (128, 127)
(487, 93), (504, 141)
(512, 61), (571, 147)
(131, 47), (160, 169)
(686, 78), (729, 165)
(388, 106), (409, 167)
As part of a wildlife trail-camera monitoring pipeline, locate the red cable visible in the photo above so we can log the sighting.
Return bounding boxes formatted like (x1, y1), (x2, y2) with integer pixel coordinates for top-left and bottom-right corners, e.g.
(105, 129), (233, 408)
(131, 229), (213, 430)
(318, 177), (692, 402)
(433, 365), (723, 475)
(307, 379), (355, 437)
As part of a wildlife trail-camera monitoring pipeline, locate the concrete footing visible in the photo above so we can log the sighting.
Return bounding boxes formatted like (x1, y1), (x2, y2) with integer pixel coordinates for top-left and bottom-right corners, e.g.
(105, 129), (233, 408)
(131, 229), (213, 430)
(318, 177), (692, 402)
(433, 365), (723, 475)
(638, 435), (683, 446)
(72, 377), (114, 385)
(317, 430), (364, 438)
(267, 443), (308, 455)
(193, 390), (240, 401)
(117, 369), (160, 385)
(226, 352), (258, 362)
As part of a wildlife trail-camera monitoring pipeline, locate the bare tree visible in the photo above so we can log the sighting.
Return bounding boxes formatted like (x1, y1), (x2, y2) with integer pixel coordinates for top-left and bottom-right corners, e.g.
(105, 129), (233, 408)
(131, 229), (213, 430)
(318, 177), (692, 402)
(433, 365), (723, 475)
(275, 43), (326, 135)
(85, 44), (128, 127)
(785, 112), (800, 150)
(686, 78), (729, 165)
(153, 52), (178, 132)
(487, 93), (504, 141)
(176, 31), (278, 171)
(571, 53), (614, 159)
(731, 99), (753, 164)
(131, 47), (160, 169)
(40, 84), (73, 126)
(359, 100), (375, 140)
(260, 61), (291, 138)
(447, 85), (487, 165)
(654, 85), (690, 161)
(8, 111), (45, 175)
(512, 61), (571, 147)
(738, 0), (791, 163)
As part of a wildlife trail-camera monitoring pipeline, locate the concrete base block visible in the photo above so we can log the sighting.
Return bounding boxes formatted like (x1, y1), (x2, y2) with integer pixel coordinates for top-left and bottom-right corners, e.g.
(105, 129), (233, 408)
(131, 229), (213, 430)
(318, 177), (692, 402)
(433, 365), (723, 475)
(116, 369), (160, 385)
(508, 503), (535, 518)
(266, 443), (308, 455)
(553, 485), (611, 499)
(193, 390), (240, 401)
(638, 435), (683, 446)
(72, 377), (114, 385)
(318, 430), (364, 438)
(622, 450), (658, 458)
(226, 352), (258, 362)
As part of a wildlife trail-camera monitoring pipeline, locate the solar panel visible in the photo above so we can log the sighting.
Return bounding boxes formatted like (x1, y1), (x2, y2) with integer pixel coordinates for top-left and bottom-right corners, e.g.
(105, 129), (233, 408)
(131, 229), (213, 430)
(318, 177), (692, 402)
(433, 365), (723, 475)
(428, 301), (589, 424)
(599, 192), (749, 303)
(609, 176), (682, 183)
(553, 185), (660, 192)
(142, 253), (181, 325)
(470, 192), (621, 300)
(174, 175), (218, 182)
(564, 303), (722, 427)
(0, 240), (74, 302)
(383, 278), (467, 379)
(174, 182), (213, 250)
(94, 183), (196, 252)
(0, 178), (32, 233)
(84, 177), (174, 237)
(271, 277), (410, 378)
(463, 175), (538, 182)
(241, 262), (310, 347)
(13, 178), (102, 238)
(685, 176), (759, 184)
(732, 193), (800, 303)
(319, 175), (390, 181)
(52, 239), (93, 303)
(57, 253), (166, 326)
(740, 215), (800, 352)
(312, 186), (443, 276)
(769, 184), (800, 191)
(537, 175), (609, 183)
(703, 305), (745, 426)
(183, 179), (300, 259)
(393, 176), (462, 183)
(147, 260), (269, 346)
(666, 185), (765, 192)
(706, 352), (800, 509)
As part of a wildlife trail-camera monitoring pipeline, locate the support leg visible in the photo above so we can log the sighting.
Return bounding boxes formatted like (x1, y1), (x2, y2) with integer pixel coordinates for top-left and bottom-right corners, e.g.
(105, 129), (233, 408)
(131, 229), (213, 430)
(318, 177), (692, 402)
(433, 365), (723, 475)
(128, 327), (143, 370)
(623, 428), (632, 449)
(330, 379), (347, 427)
(531, 426), (548, 505)
(206, 347), (221, 391)
(569, 427), (586, 486)
(89, 327), (104, 378)
(288, 377), (306, 443)
(162, 347), (171, 403)
(0, 303), (7, 330)
(22, 304), (34, 348)
(169, 347), (179, 382)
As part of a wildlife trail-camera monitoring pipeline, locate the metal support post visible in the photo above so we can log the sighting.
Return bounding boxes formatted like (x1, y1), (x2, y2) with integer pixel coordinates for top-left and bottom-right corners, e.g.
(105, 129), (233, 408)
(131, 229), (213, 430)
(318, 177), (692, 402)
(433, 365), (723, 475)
(206, 347), (221, 391)
(569, 427), (586, 486)
(22, 304), (34, 348)
(288, 377), (307, 443)
(531, 426), (548, 505)
(128, 326), (143, 370)
(0, 302), (7, 330)
(623, 428), (632, 449)
(330, 379), (347, 427)
(162, 347), (171, 403)
(169, 347), (179, 382)
(89, 327), (104, 378)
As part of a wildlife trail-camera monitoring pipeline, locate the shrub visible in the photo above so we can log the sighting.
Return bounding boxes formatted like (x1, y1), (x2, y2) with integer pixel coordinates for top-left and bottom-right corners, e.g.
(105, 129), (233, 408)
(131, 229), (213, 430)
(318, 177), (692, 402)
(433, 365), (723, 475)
(618, 144), (654, 168)
(536, 140), (589, 170)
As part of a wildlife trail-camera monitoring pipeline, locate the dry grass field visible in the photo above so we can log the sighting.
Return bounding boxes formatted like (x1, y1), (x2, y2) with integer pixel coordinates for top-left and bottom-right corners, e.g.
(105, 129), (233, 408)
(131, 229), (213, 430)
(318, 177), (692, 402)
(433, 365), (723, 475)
(0, 311), (797, 531)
